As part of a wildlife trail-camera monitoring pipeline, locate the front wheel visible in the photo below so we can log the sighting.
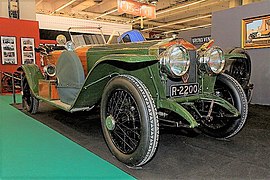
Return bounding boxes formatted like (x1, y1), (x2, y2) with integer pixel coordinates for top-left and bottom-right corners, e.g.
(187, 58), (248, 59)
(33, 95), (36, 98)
(22, 76), (39, 114)
(101, 75), (159, 167)
(200, 73), (248, 139)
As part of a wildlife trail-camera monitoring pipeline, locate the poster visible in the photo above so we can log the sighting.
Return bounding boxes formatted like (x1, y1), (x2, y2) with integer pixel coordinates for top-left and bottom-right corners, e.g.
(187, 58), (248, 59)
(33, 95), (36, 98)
(242, 15), (270, 49)
(1, 36), (17, 65)
(8, 0), (19, 19)
(21, 38), (35, 64)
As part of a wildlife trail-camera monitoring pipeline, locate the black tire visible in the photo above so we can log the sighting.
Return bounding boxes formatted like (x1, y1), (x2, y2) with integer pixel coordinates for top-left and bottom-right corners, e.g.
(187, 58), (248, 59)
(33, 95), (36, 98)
(22, 77), (39, 114)
(101, 75), (159, 167)
(200, 73), (248, 139)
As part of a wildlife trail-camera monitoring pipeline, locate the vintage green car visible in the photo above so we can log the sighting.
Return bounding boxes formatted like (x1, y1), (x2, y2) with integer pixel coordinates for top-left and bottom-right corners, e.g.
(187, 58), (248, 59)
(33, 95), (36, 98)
(21, 34), (248, 167)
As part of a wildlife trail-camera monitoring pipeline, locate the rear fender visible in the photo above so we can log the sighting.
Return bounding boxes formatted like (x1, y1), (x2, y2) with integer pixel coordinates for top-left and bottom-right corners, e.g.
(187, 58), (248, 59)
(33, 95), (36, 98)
(21, 64), (44, 96)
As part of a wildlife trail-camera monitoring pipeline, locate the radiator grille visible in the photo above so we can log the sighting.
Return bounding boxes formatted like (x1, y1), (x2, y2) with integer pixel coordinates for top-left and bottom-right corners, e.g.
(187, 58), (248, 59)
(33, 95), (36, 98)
(165, 50), (198, 96)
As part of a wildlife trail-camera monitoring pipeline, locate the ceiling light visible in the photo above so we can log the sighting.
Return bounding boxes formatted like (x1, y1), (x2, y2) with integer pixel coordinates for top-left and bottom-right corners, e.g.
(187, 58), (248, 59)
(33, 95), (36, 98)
(50, 0), (77, 15)
(93, 9), (118, 20)
(149, 0), (158, 4)
(157, 0), (207, 15)
(142, 14), (212, 31)
(36, 0), (43, 6)
(127, 0), (207, 24)
(163, 23), (212, 34)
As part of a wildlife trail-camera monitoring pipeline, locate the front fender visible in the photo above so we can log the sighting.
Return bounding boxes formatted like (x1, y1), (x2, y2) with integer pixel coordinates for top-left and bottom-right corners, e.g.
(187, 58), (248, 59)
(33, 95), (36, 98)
(96, 54), (158, 64)
(21, 64), (44, 96)
(159, 99), (199, 128)
(162, 93), (240, 128)
(72, 55), (165, 109)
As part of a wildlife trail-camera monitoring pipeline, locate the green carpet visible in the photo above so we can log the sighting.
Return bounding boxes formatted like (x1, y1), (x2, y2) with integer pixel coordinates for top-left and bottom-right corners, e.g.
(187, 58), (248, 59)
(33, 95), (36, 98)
(0, 95), (134, 179)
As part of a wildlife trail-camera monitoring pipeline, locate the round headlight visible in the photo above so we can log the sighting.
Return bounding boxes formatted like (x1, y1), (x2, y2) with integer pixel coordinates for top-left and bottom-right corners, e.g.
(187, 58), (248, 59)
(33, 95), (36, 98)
(66, 41), (75, 51)
(160, 45), (190, 77)
(44, 64), (56, 77)
(207, 47), (225, 74)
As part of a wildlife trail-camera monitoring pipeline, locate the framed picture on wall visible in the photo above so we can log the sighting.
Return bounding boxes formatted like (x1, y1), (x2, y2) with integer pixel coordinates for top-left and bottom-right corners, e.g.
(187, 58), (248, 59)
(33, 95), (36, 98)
(8, 0), (20, 19)
(0, 36), (17, 65)
(21, 38), (35, 64)
(242, 14), (270, 49)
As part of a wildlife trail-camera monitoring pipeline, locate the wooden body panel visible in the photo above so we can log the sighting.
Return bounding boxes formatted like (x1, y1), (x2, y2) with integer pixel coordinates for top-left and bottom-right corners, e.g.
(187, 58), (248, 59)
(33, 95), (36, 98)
(46, 51), (63, 66)
(75, 46), (91, 76)
(38, 80), (59, 100)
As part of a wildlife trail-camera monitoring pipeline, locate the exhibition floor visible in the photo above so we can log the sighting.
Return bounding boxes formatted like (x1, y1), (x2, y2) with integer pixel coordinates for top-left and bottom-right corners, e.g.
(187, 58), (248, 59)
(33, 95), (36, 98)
(1, 94), (270, 179)
(0, 95), (134, 179)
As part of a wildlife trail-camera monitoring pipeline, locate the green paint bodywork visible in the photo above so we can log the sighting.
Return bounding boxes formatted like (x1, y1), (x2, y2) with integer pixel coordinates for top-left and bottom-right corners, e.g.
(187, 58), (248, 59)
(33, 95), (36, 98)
(224, 53), (247, 60)
(159, 99), (198, 128)
(198, 74), (216, 94)
(72, 57), (165, 109)
(21, 64), (44, 95)
(22, 39), (241, 128)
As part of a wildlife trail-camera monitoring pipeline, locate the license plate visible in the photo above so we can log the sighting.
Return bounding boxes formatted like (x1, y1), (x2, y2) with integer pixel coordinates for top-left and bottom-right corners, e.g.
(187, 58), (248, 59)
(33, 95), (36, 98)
(170, 83), (199, 97)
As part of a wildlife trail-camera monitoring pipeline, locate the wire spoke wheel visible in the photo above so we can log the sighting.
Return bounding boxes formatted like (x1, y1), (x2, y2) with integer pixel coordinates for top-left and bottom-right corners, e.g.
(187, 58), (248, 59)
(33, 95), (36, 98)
(202, 83), (236, 130)
(101, 75), (159, 167)
(230, 59), (249, 87)
(107, 89), (141, 154)
(199, 74), (248, 139)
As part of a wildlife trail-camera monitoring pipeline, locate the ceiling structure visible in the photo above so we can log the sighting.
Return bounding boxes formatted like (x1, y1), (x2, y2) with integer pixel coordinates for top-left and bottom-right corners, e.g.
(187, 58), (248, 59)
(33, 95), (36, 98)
(35, 0), (263, 35)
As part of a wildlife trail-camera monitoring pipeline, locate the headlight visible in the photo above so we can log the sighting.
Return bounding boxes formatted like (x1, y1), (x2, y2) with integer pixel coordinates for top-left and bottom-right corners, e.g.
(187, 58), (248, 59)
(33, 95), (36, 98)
(44, 64), (56, 77)
(160, 45), (190, 78)
(66, 41), (75, 51)
(199, 47), (225, 74)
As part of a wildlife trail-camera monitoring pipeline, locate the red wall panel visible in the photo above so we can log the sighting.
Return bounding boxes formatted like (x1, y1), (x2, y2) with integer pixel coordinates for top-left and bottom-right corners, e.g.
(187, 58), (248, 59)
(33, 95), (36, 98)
(0, 17), (40, 73)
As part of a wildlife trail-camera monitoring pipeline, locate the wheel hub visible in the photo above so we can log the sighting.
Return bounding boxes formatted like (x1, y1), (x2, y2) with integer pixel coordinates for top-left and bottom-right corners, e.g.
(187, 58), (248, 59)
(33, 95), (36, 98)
(105, 115), (116, 131)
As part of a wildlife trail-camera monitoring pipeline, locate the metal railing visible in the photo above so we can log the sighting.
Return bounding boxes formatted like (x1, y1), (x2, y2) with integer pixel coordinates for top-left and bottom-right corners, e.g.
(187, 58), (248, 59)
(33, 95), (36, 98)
(0, 71), (23, 104)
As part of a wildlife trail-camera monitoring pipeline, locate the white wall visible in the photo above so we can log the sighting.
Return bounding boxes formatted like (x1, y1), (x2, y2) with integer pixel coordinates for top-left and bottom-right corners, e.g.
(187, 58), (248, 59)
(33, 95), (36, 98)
(178, 27), (211, 43)
(212, 1), (270, 105)
(36, 14), (132, 36)
(0, 0), (35, 20)
(0, 0), (9, 18)
(20, 0), (36, 20)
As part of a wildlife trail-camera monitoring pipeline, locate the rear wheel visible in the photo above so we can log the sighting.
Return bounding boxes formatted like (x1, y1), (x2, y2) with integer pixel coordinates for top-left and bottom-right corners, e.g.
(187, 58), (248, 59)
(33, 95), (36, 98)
(199, 73), (248, 139)
(22, 77), (39, 114)
(227, 48), (253, 102)
(101, 75), (159, 167)
(228, 48), (251, 88)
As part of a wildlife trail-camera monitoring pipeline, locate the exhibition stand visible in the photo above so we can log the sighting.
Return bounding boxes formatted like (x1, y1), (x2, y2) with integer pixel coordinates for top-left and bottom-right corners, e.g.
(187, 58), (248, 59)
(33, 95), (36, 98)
(0, 17), (40, 73)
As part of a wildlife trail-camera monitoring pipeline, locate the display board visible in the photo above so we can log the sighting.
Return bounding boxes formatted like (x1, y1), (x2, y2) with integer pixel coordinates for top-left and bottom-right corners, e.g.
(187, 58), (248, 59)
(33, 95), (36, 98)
(8, 0), (19, 19)
(1, 36), (17, 65)
(0, 17), (40, 73)
(242, 14), (270, 49)
(21, 37), (35, 64)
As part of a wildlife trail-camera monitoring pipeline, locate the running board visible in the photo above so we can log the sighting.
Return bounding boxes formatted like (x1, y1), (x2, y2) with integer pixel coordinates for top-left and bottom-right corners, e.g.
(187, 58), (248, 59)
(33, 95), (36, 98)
(70, 106), (94, 113)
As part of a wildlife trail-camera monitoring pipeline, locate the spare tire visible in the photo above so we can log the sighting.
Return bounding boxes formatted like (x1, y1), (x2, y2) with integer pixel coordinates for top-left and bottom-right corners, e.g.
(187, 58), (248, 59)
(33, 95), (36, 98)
(56, 51), (85, 105)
